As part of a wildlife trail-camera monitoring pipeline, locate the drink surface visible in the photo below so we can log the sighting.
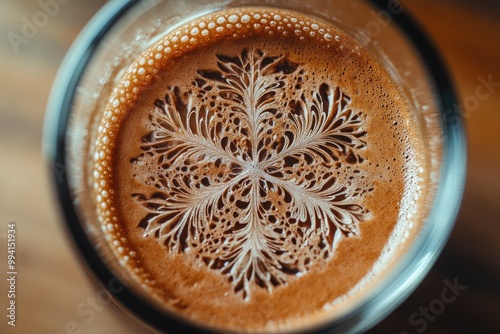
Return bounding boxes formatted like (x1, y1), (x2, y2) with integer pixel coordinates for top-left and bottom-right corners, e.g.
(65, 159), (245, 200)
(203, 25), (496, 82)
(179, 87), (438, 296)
(91, 7), (427, 332)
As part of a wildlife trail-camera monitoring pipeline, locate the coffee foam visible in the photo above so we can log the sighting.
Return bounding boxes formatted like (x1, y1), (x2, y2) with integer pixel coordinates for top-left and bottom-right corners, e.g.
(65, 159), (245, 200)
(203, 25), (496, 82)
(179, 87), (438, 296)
(91, 7), (428, 332)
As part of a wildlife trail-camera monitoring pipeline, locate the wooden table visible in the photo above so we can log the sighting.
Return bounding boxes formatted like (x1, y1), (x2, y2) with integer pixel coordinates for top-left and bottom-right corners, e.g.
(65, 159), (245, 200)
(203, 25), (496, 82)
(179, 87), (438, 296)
(0, 1), (498, 333)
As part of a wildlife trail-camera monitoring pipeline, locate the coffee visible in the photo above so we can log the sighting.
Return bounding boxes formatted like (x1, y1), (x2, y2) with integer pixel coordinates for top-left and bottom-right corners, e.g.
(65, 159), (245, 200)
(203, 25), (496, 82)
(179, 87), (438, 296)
(91, 7), (427, 332)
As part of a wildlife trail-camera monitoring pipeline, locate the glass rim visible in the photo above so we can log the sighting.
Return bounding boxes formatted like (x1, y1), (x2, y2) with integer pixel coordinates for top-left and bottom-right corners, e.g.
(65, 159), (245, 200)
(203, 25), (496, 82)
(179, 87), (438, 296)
(43, 0), (467, 333)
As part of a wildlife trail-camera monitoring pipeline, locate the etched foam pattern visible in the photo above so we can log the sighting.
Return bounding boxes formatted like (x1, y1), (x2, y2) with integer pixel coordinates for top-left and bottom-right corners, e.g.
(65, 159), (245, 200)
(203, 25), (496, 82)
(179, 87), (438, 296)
(130, 48), (371, 299)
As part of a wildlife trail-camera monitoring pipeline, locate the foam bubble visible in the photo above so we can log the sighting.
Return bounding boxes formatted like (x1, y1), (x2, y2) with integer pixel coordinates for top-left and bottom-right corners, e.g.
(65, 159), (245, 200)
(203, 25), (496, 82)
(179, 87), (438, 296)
(228, 14), (238, 23)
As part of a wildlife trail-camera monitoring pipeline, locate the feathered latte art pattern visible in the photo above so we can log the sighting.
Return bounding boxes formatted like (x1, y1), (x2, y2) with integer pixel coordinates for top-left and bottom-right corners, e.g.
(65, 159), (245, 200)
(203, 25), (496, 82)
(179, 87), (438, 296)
(131, 48), (371, 300)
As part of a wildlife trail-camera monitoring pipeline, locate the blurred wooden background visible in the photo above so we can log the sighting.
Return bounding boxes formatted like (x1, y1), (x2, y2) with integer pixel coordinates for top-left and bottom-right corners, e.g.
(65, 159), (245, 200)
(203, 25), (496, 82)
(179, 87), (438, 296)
(0, 1), (499, 333)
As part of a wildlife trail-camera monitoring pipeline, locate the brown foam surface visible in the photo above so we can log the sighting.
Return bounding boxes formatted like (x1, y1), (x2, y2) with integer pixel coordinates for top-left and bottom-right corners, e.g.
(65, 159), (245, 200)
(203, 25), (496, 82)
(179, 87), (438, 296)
(91, 7), (428, 333)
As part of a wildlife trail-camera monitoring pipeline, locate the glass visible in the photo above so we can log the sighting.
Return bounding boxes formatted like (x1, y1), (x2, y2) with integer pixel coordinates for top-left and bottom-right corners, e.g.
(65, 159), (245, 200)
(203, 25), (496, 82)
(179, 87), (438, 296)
(43, 0), (466, 333)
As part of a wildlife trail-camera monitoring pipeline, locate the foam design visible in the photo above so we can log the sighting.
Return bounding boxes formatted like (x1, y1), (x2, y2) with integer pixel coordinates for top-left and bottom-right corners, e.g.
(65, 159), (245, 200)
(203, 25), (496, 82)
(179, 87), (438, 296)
(131, 48), (371, 299)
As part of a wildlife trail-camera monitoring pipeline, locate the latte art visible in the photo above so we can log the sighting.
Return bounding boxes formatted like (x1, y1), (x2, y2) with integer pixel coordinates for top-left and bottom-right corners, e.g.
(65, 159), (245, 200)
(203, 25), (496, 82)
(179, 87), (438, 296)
(132, 48), (371, 299)
(92, 7), (427, 332)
